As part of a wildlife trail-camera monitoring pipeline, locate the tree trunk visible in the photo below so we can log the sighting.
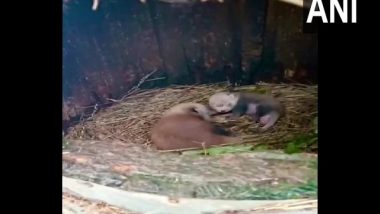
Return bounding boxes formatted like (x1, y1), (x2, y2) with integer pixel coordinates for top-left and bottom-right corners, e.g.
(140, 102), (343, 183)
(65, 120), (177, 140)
(226, 0), (243, 86)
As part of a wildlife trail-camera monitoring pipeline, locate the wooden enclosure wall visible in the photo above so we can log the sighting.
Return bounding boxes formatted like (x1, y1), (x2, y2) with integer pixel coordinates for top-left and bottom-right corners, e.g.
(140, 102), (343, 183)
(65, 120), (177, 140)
(63, 0), (317, 128)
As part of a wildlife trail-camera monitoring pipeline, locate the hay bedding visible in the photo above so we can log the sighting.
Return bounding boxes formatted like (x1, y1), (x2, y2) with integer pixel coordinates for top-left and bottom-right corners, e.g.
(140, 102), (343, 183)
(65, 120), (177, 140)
(65, 82), (317, 151)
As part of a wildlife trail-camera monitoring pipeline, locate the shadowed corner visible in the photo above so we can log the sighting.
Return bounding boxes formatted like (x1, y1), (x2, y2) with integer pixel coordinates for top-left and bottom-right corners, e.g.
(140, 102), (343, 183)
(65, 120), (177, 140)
(212, 125), (233, 136)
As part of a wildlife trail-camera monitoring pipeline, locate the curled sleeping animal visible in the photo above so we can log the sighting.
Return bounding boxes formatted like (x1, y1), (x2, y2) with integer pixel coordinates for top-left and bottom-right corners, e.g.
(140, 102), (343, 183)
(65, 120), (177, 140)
(209, 92), (284, 131)
(151, 102), (241, 151)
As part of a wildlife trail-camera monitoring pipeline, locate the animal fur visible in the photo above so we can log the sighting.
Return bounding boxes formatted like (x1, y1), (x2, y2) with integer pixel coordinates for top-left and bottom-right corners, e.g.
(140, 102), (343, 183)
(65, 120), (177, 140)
(162, 102), (211, 121)
(209, 92), (284, 131)
(151, 102), (240, 151)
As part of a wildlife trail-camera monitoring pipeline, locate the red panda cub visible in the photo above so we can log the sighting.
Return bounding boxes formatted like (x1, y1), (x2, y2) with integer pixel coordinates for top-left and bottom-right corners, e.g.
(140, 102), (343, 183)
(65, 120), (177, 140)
(209, 92), (284, 131)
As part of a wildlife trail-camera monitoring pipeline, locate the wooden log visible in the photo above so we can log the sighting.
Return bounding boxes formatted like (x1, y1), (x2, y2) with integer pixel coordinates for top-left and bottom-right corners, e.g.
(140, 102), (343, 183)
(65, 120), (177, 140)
(63, 176), (317, 214)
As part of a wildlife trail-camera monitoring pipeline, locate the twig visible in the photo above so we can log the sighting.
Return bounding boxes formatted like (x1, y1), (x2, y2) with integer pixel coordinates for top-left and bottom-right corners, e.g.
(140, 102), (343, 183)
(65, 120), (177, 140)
(92, 0), (99, 11)
(145, 77), (166, 82)
(87, 103), (98, 121)
(250, 199), (317, 211)
(157, 142), (244, 153)
(120, 69), (158, 101)
(102, 69), (159, 104)
(201, 142), (207, 155)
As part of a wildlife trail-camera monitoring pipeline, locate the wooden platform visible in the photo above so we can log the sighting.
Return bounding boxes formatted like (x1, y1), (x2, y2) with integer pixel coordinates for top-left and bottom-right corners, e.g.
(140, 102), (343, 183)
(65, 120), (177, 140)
(63, 176), (317, 214)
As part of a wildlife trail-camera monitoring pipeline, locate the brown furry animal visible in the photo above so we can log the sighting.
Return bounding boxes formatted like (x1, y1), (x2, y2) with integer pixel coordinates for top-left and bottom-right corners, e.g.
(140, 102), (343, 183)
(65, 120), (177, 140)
(151, 102), (241, 151)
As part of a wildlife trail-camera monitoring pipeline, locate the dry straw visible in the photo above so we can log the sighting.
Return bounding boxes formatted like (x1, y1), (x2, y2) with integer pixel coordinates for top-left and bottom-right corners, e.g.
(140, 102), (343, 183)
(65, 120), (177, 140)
(66, 82), (317, 150)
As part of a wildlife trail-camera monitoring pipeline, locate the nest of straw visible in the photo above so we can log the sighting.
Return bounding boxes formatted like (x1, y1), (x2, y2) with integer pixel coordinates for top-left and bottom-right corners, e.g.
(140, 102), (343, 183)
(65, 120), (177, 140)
(65, 82), (317, 150)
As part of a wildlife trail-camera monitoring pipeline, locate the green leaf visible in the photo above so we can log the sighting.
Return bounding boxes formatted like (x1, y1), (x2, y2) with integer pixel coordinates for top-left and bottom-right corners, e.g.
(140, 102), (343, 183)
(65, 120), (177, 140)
(252, 144), (269, 151)
(285, 142), (302, 154)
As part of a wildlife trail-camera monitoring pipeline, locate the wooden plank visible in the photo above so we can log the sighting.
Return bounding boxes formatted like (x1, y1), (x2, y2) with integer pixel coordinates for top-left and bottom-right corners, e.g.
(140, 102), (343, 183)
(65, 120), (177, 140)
(63, 176), (317, 214)
(278, 0), (310, 8)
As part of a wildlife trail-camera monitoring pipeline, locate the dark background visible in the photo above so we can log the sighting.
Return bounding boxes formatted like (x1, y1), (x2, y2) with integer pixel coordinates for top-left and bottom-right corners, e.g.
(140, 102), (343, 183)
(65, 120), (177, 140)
(63, 0), (317, 129)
